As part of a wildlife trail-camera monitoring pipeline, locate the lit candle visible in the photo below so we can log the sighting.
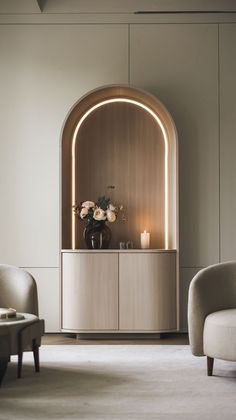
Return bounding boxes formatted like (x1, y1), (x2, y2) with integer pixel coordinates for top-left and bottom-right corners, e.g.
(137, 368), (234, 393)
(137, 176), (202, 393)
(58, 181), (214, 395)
(140, 230), (150, 249)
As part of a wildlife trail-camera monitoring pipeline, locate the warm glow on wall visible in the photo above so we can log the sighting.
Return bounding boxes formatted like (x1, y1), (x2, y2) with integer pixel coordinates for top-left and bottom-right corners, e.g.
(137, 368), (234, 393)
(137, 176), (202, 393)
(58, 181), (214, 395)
(71, 98), (169, 250)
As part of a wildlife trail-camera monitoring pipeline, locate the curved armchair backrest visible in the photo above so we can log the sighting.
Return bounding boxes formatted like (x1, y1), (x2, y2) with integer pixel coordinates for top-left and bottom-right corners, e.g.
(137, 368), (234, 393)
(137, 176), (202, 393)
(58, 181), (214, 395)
(0, 264), (39, 316)
(188, 261), (236, 356)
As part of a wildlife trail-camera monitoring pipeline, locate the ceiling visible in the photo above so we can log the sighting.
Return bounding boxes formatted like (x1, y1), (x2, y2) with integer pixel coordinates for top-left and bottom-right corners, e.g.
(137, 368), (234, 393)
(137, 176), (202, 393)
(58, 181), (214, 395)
(0, 0), (236, 14)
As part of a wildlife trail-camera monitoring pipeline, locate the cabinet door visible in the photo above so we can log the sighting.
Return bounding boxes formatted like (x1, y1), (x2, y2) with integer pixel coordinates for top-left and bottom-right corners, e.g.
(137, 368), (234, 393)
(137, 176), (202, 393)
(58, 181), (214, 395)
(119, 253), (176, 331)
(62, 253), (118, 331)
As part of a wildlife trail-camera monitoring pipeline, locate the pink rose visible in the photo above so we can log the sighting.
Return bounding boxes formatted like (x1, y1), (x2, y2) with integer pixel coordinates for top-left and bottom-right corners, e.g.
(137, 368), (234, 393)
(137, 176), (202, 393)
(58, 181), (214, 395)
(80, 207), (88, 219)
(82, 201), (95, 209)
(107, 209), (116, 223)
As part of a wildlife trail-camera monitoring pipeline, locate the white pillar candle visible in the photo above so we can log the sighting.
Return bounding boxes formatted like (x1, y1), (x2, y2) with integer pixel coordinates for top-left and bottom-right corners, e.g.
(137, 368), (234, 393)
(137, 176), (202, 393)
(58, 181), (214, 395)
(140, 230), (150, 249)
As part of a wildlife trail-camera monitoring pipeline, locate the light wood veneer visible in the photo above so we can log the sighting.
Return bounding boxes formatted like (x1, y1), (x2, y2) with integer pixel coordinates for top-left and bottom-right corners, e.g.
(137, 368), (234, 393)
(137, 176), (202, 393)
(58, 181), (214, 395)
(76, 102), (165, 249)
(119, 253), (176, 330)
(62, 252), (118, 330)
(61, 85), (178, 251)
(61, 250), (177, 333)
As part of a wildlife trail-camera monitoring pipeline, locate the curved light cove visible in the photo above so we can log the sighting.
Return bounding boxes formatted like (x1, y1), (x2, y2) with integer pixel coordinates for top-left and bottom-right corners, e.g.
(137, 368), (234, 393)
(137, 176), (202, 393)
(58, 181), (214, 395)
(71, 98), (169, 250)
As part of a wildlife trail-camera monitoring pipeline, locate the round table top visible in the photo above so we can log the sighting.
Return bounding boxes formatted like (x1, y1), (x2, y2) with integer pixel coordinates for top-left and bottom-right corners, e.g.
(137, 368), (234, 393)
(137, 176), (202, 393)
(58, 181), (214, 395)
(0, 313), (38, 325)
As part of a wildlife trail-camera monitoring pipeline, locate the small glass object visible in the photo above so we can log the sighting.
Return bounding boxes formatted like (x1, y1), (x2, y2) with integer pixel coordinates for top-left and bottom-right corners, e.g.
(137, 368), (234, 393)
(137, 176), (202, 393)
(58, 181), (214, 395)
(126, 241), (133, 249)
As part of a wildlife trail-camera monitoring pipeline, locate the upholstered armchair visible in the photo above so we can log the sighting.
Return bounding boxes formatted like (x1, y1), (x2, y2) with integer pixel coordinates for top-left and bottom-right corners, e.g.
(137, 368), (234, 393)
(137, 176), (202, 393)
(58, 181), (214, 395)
(188, 261), (236, 375)
(0, 265), (44, 385)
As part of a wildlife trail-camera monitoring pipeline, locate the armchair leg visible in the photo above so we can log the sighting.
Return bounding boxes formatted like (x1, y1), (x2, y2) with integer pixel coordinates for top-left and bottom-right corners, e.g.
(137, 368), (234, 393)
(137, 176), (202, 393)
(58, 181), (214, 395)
(0, 358), (8, 386)
(17, 352), (23, 378)
(207, 356), (214, 376)
(32, 339), (40, 373)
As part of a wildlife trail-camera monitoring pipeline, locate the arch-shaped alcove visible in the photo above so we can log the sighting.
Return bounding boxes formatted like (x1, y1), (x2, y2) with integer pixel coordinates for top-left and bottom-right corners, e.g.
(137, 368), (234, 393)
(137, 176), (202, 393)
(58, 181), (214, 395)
(61, 85), (178, 251)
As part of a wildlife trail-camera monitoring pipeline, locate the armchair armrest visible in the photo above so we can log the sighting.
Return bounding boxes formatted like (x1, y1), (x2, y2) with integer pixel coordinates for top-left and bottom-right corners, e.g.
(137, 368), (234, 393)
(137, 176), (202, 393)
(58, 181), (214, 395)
(188, 261), (236, 356)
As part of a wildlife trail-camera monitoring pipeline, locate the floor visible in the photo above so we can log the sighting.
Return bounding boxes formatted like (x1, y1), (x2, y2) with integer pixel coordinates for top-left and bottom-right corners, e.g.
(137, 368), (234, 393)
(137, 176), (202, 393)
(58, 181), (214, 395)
(3, 342), (236, 420)
(42, 333), (189, 346)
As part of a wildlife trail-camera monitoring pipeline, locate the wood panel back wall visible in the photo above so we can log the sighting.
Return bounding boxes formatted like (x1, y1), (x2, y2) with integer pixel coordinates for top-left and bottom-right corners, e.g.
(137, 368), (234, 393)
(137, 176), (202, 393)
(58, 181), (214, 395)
(76, 102), (165, 250)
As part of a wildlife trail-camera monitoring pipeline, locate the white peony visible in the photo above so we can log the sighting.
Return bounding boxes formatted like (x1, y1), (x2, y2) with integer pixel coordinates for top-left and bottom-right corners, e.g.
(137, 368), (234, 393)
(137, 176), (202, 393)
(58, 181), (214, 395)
(82, 201), (95, 209)
(106, 209), (116, 223)
(93, 208), (106, 221)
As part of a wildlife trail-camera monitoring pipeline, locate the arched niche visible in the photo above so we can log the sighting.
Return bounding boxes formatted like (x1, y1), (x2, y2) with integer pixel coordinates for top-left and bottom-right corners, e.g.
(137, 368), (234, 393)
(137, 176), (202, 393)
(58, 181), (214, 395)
(61, 85), (178, 251)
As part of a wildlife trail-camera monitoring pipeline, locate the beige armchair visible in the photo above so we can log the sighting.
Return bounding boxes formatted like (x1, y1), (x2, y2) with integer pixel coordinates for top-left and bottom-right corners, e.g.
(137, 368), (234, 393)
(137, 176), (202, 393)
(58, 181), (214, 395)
(0, 264), (44, 385)
(188, 261), (236, 376)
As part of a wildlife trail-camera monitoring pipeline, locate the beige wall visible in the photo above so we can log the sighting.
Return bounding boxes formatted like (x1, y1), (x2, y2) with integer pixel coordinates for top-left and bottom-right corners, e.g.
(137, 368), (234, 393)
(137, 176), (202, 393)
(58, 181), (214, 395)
(0, 13), (235, 331)
(0, 24), (128, 331)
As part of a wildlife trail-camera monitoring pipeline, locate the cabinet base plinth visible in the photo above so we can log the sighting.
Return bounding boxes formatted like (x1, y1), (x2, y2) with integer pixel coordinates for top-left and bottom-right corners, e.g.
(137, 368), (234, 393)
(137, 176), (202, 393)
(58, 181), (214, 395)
(62, 328), (179, 336)
(76, 332), (162, 339)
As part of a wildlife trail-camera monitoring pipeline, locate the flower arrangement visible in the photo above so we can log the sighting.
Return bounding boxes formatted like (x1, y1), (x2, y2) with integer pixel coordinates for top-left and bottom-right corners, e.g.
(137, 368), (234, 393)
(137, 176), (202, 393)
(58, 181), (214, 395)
(73, 196), (123, 228)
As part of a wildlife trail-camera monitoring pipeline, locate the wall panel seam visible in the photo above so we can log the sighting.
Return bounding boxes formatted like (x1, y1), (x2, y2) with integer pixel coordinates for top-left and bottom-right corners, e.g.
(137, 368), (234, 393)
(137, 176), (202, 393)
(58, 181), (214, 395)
(218, 23), (221, 263)
(2, 21), (236, 26)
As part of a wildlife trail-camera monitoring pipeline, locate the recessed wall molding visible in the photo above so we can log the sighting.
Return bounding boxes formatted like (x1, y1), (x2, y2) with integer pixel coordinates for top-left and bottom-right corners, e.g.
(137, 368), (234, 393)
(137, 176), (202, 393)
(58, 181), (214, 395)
(61, 84), (179, 334)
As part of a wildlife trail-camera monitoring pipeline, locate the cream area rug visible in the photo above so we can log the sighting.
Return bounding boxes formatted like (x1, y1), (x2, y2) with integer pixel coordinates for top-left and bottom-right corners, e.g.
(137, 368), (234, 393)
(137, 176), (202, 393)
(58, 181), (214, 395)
(1, 345), (236, 420)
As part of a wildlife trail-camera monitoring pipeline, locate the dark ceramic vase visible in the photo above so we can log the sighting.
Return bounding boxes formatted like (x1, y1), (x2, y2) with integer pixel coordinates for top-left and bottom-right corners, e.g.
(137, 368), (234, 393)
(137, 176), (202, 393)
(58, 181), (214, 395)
(83, 222), (112, 249)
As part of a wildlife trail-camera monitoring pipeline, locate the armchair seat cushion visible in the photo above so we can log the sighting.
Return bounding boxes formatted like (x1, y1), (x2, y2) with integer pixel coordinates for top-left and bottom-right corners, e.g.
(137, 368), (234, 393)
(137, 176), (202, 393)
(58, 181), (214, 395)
(203, 308), (236, 361)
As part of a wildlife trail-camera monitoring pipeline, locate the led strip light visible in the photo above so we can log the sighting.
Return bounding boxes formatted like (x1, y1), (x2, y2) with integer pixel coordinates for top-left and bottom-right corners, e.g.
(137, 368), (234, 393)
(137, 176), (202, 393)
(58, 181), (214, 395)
(71, 98), (169, 249)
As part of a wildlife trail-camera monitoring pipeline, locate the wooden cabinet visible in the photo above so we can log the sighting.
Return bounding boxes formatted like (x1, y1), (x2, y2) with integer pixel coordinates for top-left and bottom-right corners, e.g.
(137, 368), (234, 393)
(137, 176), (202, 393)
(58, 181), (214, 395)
(119, 253), (176, 331)
(61, 250), (177, 333)
(62, 252), (118, 330)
